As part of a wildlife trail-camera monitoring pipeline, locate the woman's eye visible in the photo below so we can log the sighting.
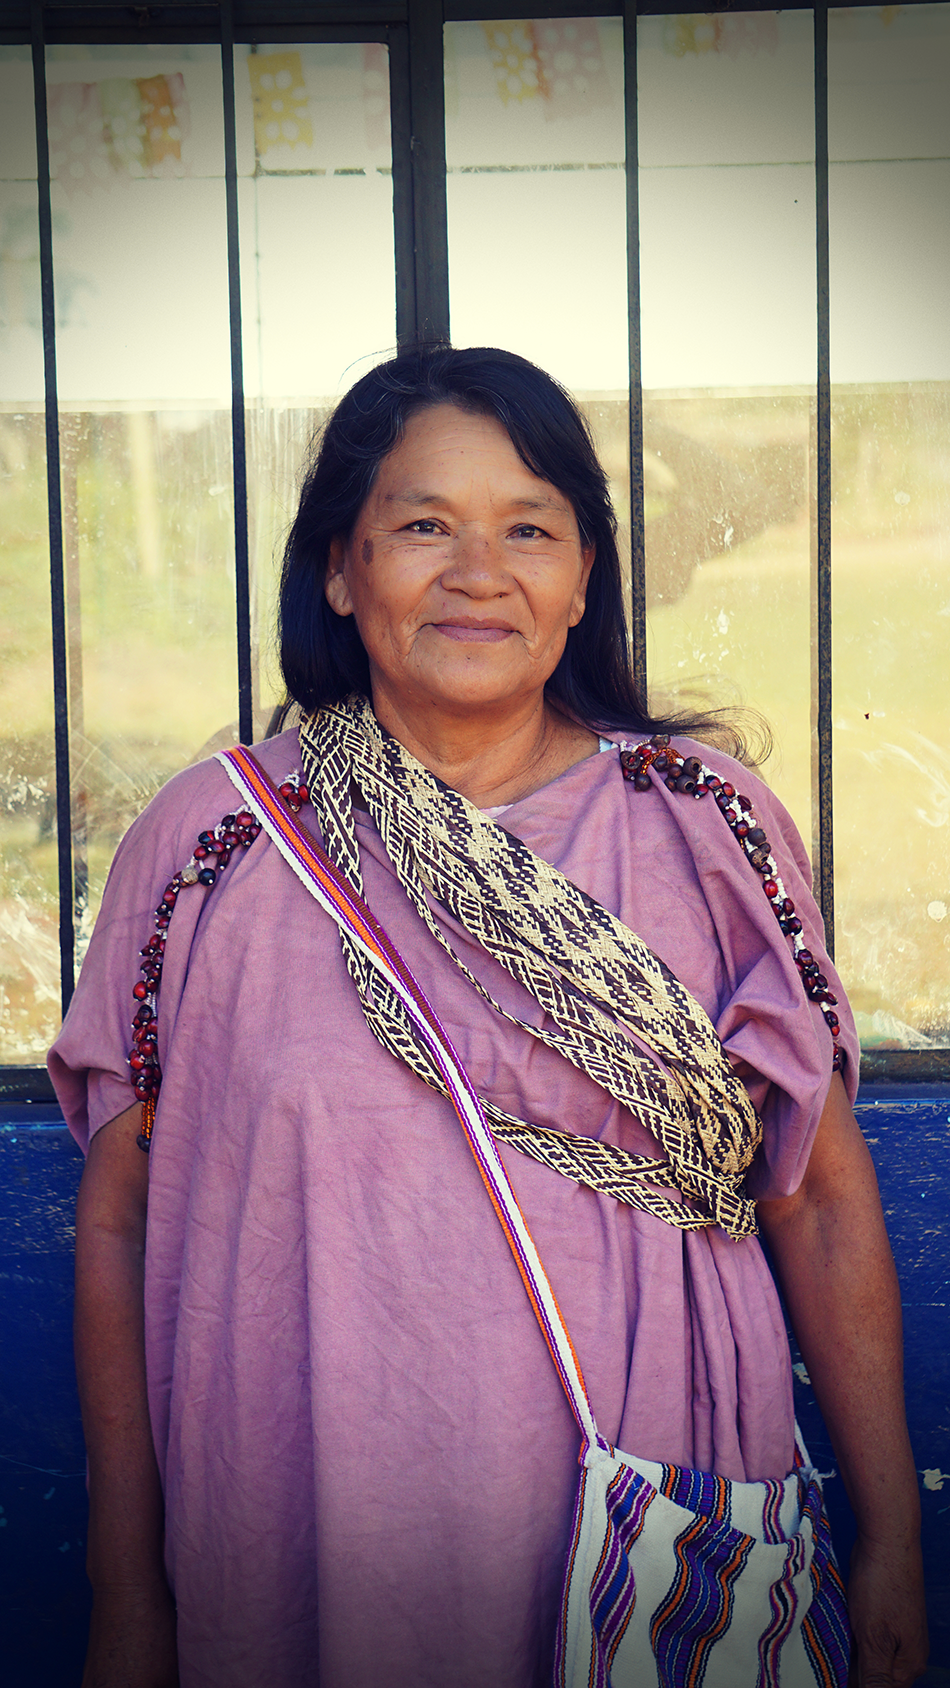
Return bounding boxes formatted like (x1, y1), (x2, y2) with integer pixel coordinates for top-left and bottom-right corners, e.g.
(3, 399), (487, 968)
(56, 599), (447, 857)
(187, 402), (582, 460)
(512, 524), (545, 540)
(405, 518), (443, 535)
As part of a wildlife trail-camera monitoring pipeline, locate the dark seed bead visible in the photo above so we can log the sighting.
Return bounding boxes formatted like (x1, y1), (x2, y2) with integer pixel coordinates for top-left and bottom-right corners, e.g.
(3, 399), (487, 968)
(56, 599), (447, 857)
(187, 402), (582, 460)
(217, 848), (231, 868)
(653, 754), (669, 772)
(705, 774), (721, 789)
(798, 949), (813, 966)
(825, 993), (838, 1007)
(832, 1048), (843, 1071)
(749, 847), (770, 869)
(683, 757), (702, 778)
(693, 784), (709, 799)
(803, 963), (819, 978)
(675, 775), (696, 794)
(129, 1052), (146, 1071)
(763, 880), (778, 898)
(815, 972), (827, 989)
(140, 1039), (157, 1057)
(634, 774), (652, 791)
(737, 794), (752, 812)
(194, 844), (209, 859)
(666, 776), (678, 791)
(722, 783), (736, 799)
(136, 1133), (151, 1152)
(279, 782), (295, 799)
(198, 831), (214, 846)
(134, 1004), (152, 1025)
(157, 915), (170, 929)
(197, 867), (217, 887)
(787, 917), (802, 934)
(236, 810), (254, 827)
(747, 828), (768, 847)
(651, 734), (671, 748)
(134, 1079), (152, 1101)
(222, 814), (236, 828)
(157, 901), (172, 918)
(736, 822), (749, 839)
(297, 785), (309, 803)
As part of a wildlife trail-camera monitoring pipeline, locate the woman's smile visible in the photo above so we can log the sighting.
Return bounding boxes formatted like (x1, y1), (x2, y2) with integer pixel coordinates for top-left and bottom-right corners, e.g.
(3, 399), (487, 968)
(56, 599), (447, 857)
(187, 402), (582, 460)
(323, 402), (594, 731)
(430, 619), (515, 642)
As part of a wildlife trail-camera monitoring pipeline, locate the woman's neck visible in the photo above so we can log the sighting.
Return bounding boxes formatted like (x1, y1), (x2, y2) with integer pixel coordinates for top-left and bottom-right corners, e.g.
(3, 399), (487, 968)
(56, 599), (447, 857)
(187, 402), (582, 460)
(368, 691), (601, 808)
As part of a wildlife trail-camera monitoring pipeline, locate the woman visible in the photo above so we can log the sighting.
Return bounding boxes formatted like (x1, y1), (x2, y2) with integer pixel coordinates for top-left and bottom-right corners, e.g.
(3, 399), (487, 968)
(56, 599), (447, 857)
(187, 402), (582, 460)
(51, 346), (926, 1688)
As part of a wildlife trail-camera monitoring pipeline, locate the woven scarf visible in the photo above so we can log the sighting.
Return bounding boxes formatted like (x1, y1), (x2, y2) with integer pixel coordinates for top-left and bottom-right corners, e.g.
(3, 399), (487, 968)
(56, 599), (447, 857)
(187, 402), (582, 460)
(298, 697), (763, 1241)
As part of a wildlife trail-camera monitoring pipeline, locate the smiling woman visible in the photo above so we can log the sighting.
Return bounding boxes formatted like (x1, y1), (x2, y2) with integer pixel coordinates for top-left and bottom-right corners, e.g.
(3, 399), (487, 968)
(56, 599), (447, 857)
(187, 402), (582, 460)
(48, 346), (926, 1688)
(323, 405), (597, 802)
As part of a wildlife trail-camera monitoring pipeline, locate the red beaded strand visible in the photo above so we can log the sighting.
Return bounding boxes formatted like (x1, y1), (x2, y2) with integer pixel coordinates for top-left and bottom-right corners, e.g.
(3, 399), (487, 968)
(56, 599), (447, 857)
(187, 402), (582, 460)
(619, 736), (842, 1072)
(129, 773), (310, 1150)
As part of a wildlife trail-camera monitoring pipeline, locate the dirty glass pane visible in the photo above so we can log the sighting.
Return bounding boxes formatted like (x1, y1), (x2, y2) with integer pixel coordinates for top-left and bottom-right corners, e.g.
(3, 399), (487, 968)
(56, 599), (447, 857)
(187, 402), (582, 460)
(638, 11), (816, 848)
(443, 18), (631, 557)
(232, 42), (395, 715)
(45, 43), (235, 976)
(0, 48), (60, 1064)
(829, 4), (950, 1050)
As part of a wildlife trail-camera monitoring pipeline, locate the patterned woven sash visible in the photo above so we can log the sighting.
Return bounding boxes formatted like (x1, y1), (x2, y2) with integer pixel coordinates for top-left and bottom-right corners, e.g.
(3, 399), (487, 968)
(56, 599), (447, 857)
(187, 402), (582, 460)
(295, 699), (763, 1242)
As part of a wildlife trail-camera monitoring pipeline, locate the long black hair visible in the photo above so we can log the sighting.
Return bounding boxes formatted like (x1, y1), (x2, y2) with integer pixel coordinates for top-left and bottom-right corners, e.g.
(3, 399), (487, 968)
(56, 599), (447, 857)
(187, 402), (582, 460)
(278, 344), (761, 756)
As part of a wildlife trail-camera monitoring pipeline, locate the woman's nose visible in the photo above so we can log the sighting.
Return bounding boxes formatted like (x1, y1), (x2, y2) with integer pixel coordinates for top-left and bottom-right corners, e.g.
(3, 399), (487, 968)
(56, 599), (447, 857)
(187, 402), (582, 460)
(441, 526), (509, 594)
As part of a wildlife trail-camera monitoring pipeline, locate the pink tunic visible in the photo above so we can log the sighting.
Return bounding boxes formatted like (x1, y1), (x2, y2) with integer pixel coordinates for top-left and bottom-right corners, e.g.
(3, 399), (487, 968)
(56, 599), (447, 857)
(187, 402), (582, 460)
(49, 729), (858, 1688)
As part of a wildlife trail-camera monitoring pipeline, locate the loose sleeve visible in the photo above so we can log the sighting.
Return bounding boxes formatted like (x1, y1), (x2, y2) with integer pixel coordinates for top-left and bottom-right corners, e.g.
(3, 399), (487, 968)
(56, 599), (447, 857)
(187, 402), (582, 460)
(662, 742), (860, 1201)
(47, 758), (228, 1153)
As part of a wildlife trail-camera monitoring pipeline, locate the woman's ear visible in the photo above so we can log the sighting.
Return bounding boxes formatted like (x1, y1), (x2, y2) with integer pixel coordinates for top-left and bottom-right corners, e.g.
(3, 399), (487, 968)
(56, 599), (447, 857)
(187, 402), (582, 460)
(569, 544), (596, 628)
(325, 536), (353, 617)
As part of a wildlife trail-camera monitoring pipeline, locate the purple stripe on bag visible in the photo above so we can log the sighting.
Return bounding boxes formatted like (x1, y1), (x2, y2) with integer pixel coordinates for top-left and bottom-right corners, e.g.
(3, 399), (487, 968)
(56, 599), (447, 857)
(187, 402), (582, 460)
(649, 1516), (754, 1687)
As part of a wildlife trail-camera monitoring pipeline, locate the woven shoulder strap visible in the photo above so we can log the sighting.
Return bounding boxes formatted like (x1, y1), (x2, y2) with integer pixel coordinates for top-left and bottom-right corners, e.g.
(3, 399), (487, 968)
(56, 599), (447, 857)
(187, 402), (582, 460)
(217, 745), (603, 1451)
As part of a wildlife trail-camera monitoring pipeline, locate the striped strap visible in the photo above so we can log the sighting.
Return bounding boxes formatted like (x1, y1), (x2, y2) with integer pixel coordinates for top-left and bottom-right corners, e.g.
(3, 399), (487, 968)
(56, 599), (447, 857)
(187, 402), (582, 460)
(217, 745), (601, 1451)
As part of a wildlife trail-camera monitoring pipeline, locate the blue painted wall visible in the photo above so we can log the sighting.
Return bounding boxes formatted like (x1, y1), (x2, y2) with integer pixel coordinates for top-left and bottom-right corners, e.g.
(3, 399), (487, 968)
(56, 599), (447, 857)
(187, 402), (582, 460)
(1, 1089), (948, 1686)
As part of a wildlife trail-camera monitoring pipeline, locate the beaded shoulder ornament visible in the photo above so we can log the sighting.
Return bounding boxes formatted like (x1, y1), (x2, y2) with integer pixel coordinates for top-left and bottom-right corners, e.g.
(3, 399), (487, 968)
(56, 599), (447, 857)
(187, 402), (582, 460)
(619, 735), (842, 1073)
(130, 773), (306, 1150)
(129, 739), (840, 1153)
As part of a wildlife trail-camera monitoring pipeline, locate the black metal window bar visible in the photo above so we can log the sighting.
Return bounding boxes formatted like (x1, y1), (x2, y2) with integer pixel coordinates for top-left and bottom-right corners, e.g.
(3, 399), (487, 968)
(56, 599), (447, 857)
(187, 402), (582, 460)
(2, 1), (946, 1097)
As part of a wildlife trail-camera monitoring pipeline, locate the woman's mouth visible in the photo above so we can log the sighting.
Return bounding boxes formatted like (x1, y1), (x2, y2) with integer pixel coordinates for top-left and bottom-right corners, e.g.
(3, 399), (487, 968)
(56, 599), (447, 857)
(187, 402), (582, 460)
(432, 622), (514, 642)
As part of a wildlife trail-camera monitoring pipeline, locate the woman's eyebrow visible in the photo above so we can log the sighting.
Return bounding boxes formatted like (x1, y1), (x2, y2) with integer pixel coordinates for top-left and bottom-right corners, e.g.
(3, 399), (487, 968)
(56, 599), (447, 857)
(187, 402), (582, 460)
(382, 489), (568, 513)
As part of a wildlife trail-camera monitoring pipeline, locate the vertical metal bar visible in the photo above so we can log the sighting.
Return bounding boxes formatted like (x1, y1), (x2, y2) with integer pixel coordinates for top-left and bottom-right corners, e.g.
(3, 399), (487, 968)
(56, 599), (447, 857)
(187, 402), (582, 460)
(31, 1), (75, 1014)
(623, 0), (646, 697)
(813, 2), (834, 954)
(407, 0), (449, 342)
(220, 0), (253, 746)
(389, 23), (418, 346)
(62, 420), (88, 947)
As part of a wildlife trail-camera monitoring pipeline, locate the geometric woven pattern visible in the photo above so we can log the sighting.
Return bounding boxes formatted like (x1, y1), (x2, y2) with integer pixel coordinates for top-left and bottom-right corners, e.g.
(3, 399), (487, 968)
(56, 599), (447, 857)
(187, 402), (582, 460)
(299, 699), (764, 1240)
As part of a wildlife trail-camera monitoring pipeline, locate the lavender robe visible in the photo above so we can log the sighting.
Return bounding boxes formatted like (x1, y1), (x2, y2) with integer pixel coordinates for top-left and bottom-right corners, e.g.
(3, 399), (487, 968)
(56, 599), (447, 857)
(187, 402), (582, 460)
(49, 729), (858, 1688)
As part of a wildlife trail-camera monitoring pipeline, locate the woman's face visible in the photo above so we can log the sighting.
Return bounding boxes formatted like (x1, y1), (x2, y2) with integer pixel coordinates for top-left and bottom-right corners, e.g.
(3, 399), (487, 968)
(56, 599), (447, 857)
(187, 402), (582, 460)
(324, 403), (594, 727)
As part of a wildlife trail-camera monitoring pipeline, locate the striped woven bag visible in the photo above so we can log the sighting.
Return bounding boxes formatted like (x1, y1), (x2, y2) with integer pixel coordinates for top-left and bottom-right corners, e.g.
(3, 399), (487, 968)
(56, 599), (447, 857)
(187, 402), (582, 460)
(218, 746), (850, 1688)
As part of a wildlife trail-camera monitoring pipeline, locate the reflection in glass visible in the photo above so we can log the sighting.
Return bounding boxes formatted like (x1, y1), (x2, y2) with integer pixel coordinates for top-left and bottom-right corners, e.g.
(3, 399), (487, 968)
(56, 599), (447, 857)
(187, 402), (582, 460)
(0, 48), (60, 1063)
(232, 42), (395, 713)
(829, 5), (950, 1050)
(637, 11), (816, 851)
(43, 43), (236, 986)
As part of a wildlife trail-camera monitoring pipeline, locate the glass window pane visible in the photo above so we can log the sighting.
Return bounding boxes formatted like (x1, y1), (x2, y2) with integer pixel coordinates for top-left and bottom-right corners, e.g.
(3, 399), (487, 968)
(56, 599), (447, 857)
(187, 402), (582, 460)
(232, 42), (395, 716)
(829, 3), (950, 1051)
(45, 43), (236, 975)
(638, 11), (817, 851)
(444, 18), (631, 577)
(0, 47), (60, 1064)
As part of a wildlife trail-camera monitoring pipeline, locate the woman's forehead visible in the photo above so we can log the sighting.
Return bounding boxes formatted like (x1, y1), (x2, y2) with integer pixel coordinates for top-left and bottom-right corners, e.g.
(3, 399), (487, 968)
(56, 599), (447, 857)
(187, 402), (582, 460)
(371, 402), (571, 509)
